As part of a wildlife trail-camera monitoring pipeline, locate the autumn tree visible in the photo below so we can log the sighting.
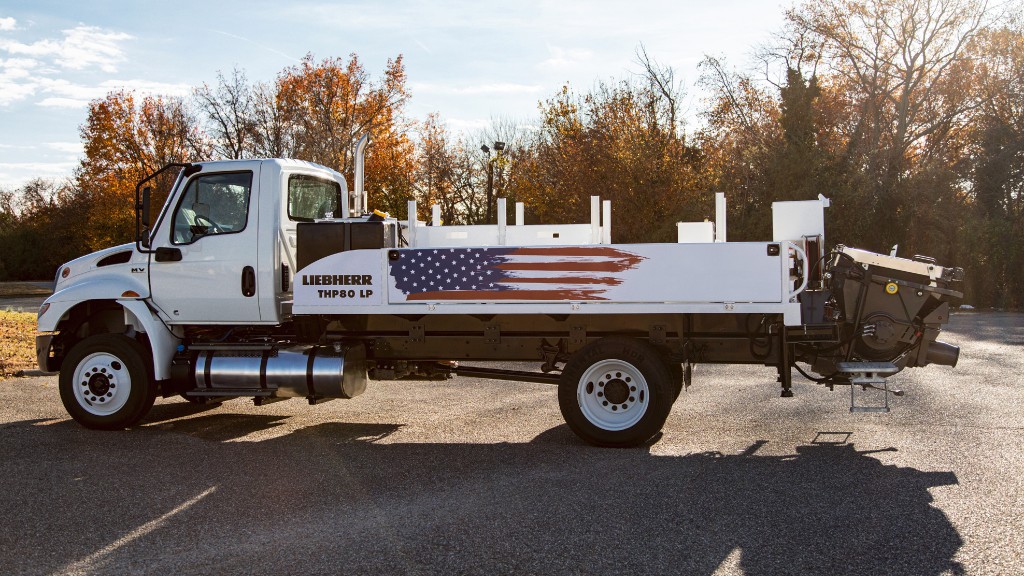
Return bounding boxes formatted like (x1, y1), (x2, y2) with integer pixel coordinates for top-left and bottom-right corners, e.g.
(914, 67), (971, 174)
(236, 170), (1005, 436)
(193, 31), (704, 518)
(957, 23), (1024, 308)
(698, 57), (783, 240)
(272, 53), (417, 214)
(74, 91), (207, 250)
(249, 81), (293, 158)
(511, 63), (706, 243)
(0, 180), (83, 280)
(786, 0), (987, 255)
(278, 58), (396, 157)
(194, 68), (255, 159)
(412, 113), (480, 224)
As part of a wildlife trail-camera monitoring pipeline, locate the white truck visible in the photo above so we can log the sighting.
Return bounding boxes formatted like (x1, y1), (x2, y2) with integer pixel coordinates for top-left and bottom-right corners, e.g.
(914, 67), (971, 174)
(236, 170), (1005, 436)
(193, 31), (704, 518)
(36, 137), (964, 446)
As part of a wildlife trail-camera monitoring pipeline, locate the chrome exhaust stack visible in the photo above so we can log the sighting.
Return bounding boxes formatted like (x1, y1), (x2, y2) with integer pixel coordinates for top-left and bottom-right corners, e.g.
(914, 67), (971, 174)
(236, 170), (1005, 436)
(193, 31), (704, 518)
(352, 133), (370, 216)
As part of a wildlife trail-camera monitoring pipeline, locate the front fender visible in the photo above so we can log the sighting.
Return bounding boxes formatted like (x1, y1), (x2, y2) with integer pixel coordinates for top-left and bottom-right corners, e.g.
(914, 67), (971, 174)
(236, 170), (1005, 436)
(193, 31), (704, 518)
(39, 274), (151, 332)
(36, 297), (180, 381)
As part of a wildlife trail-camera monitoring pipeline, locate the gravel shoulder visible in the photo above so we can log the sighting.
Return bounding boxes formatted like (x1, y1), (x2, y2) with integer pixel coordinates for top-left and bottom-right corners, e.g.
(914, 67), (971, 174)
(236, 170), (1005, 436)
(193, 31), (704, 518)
(0, 312), (1021, 575)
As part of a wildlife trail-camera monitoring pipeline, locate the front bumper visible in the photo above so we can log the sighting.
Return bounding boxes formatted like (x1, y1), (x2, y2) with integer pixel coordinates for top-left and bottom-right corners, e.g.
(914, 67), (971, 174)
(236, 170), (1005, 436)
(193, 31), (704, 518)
(36, 334), (55, 372)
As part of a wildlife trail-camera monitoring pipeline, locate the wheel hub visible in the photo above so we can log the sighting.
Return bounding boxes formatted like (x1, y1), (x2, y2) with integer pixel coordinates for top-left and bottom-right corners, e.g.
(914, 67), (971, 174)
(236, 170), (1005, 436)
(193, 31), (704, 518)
(87, 372), (111, 396)
(603, 378), (629, 404)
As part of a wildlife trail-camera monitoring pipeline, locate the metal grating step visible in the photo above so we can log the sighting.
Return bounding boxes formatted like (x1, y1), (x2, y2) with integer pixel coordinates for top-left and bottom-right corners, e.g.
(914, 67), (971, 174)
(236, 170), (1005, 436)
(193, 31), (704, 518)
(836, 362), (900, 413)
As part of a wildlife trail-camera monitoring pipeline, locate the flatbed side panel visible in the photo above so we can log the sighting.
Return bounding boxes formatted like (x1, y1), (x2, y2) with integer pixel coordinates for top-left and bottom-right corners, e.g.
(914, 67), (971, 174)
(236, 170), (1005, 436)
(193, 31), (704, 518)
(295, 243), (790, 312)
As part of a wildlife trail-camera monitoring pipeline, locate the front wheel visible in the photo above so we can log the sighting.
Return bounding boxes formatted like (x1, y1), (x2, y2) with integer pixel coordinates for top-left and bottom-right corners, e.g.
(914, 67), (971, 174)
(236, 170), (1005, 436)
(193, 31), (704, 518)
(558, 338), (674, 447)
(59, 334), (156, 430)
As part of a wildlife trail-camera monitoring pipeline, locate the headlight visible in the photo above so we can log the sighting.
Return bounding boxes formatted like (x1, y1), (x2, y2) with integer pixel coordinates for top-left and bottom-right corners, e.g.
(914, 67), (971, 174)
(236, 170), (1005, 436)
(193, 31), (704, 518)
(38, 302), (50, 319)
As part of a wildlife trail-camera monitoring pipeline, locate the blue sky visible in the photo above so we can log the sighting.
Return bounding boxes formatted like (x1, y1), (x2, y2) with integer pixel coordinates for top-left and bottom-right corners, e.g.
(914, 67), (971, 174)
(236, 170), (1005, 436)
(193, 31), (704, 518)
(0, 0), (787, 189)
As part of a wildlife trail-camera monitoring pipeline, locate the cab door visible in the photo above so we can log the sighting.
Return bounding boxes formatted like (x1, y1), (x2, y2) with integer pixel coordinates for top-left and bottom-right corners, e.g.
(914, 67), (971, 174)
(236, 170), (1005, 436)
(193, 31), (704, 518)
(148, 164), (263, 323)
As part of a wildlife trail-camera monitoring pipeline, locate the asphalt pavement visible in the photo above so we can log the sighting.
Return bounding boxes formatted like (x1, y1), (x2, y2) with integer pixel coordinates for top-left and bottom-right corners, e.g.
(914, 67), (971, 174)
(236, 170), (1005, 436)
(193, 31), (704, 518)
(1, 312), (1021, 575)
(0, 282), (53, 313)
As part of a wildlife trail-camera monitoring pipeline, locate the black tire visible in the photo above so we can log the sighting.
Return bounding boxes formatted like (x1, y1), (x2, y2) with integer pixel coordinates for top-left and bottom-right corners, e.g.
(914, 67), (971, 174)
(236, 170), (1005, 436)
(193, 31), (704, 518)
(664, 359), (684, 400)
(558, 337), (674, 447)
(59, 334), (156, 430)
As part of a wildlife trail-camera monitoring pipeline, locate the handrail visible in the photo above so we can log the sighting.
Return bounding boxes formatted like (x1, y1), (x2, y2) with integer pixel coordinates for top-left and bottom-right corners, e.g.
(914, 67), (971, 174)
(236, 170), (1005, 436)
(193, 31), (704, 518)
(786, 241), (809, 301)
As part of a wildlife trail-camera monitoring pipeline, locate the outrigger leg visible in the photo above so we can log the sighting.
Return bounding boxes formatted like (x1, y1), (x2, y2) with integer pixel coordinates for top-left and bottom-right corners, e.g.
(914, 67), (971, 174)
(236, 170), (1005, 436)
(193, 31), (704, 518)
(778, 327), (794, 397)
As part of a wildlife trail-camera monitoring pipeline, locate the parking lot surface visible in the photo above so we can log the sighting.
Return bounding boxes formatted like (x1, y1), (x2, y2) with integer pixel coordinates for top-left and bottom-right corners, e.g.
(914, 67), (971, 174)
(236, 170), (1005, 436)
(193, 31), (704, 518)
(1, 312), (1021, 575)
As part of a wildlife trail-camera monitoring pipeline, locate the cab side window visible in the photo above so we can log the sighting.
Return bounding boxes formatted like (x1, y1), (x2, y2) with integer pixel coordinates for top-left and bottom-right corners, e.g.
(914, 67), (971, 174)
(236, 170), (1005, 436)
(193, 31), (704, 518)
(288, 174), (342, 221)
(171, 172), (253, 244)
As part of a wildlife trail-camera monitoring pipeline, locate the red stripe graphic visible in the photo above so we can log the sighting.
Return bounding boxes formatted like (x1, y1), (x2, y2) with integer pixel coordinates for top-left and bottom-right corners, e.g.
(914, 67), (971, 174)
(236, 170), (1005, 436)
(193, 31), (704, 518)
(406, 289), (606, 301)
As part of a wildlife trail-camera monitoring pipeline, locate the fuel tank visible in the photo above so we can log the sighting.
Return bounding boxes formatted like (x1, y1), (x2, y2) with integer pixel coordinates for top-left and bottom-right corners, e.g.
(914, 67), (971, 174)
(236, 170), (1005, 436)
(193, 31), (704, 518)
(190, 344), (366, 399)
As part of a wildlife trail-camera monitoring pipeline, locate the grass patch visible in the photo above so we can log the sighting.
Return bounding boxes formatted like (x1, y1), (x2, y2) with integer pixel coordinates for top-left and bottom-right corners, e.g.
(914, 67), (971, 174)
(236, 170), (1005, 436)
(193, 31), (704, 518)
(0, 282), (52, 298)
(0, 310), (37, 378)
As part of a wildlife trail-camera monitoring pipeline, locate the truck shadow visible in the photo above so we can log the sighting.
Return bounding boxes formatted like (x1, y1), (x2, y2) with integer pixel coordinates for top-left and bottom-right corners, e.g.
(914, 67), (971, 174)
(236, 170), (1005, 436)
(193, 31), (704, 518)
(0, 418), (962, 576)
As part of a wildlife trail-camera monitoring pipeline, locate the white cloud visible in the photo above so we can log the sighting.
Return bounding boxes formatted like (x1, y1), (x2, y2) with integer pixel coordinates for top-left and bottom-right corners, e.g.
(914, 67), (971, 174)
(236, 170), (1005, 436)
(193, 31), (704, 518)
(445, 117), (490, 132)
(0, 17), (15, 31)
(58, 26), (133, 72)
(46, 142), (84, 154)
(0, 57), (42, 104)
(0, 25), (132, 73)
(107, 78), (192, 97)
(539, 46), (593, 70)
(0, 80), (34, 105)
(412, 82), (542, 96)
(38, 97), (89, 108)
(0, 160), (78, 189)
(29, 77), (193, 109)
(0, 24), (141, 107)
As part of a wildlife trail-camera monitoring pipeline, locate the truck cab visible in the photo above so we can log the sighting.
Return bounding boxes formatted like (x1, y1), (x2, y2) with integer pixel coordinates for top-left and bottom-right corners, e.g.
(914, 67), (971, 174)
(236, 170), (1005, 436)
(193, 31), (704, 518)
(145, 158), (348, 325)
(36, 158), (353, 425)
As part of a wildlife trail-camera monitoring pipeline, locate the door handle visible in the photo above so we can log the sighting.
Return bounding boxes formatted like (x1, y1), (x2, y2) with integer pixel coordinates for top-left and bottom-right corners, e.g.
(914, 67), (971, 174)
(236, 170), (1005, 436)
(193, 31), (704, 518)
(242, 266), (256, 297)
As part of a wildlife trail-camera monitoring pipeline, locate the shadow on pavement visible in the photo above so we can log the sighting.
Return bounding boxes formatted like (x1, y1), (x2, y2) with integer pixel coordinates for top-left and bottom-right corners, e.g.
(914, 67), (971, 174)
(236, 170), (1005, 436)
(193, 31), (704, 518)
(0, 418), (962, 575)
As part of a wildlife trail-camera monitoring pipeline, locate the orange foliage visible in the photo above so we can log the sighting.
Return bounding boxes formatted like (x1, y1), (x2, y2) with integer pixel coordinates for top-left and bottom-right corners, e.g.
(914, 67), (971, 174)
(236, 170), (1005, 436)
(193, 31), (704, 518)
(275, 53), (415, 215)
(76, 91), (205, 250)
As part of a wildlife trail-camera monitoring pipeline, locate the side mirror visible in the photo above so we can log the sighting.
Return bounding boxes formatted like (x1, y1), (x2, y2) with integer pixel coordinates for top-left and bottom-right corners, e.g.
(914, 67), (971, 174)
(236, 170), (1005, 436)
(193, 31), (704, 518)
(141, 187), (152, 227)
(139, 186), (153, 248)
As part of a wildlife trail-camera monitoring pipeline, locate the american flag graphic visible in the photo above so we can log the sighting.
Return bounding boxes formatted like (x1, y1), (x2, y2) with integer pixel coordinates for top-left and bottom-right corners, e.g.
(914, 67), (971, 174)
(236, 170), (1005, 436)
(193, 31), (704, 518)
(389, 246), (645, 301)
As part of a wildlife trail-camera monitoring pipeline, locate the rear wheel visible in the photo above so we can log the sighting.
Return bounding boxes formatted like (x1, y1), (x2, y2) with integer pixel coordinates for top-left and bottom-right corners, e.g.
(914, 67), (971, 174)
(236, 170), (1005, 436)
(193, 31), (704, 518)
(663, 359), (684, 400)
(558, 338), (674, 447)
(59, 334), (156, 430)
